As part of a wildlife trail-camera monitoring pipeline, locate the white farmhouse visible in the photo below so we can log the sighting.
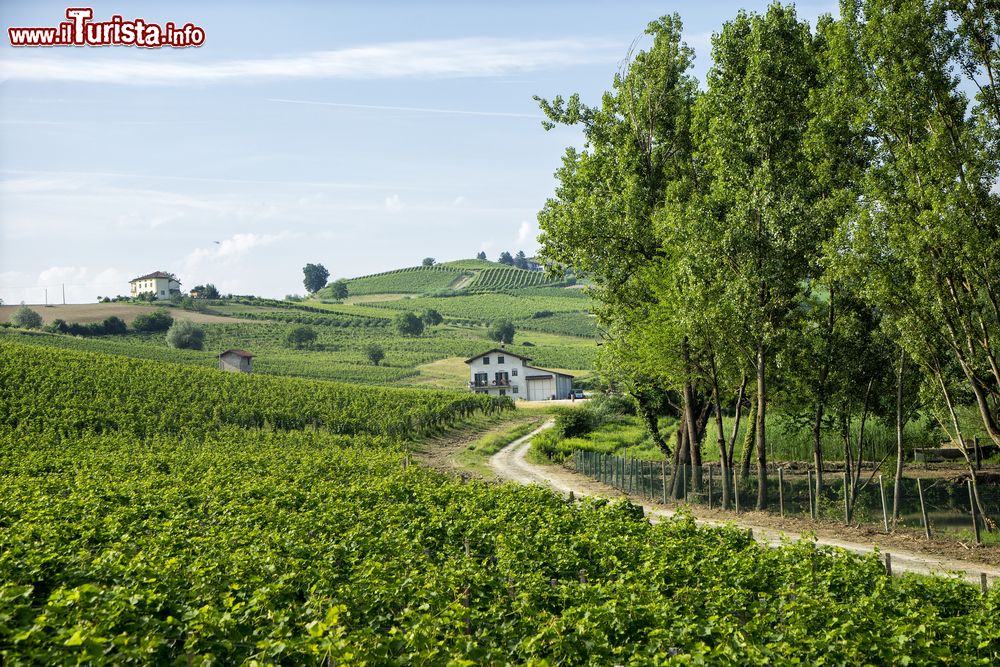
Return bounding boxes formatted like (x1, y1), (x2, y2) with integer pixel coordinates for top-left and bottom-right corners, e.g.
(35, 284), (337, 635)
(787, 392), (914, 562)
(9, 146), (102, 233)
(129, 271), (181, 300)
(465, 348), (573, 401)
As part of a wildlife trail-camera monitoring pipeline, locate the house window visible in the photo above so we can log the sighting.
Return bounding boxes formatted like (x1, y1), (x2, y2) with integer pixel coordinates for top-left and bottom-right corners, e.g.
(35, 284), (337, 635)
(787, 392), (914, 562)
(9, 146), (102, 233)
(512, 386), (518, 394)
(498, 356), (505, 364)
(482, 356), (490, 364)
(499, 389), (506, 396)
(512, 369), (518, 377)
(160, 290), (165, 295)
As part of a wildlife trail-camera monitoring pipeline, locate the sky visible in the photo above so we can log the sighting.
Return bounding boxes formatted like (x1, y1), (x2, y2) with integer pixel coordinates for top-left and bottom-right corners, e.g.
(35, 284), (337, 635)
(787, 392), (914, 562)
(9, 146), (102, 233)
(0, 0), (838, 303)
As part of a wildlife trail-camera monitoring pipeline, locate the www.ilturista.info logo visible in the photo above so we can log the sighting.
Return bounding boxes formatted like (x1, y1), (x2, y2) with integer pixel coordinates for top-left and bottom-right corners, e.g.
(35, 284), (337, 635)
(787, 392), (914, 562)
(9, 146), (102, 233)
(8, 8), (205, 48)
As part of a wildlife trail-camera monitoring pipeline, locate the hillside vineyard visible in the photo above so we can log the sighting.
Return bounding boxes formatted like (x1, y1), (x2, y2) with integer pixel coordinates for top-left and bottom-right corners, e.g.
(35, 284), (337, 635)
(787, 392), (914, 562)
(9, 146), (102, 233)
(1, 339), (999, 664)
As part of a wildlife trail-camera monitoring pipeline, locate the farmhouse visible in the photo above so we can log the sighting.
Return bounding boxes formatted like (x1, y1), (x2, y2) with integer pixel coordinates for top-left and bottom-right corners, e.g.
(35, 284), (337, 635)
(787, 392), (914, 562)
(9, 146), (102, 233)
(465, 348), (573, 401)
(219, 349), (253, 373)
(129, 271), (181, 300)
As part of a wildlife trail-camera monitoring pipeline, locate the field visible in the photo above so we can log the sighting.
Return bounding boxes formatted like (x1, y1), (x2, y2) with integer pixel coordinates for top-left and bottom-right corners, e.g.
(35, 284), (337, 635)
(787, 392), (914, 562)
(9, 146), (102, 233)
(1, 285), (596, 389)
(3, 338), (999, 664)
(0, 303), (239, 325)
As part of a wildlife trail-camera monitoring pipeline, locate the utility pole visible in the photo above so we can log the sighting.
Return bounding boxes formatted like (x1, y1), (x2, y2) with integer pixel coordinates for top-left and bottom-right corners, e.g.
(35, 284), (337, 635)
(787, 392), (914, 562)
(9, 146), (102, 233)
(62, 283), (66, 305)
(45, 288), (48, 305)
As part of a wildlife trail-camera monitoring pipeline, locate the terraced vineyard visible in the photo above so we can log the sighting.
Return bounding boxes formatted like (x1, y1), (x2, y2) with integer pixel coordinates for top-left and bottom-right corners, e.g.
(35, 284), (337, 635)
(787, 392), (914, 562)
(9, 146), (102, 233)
(466, 266), (565, 291)
(332, 265), (467, 296)
(3, 338), (998, 664)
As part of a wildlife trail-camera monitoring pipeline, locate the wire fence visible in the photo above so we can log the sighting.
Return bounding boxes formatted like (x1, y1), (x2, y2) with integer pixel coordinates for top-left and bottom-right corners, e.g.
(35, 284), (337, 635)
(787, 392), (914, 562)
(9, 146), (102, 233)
(572, 450), (1000, 544)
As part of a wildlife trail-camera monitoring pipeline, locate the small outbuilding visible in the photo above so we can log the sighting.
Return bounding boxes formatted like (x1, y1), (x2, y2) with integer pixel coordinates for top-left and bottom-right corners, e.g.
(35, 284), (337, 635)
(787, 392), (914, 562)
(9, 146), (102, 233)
(219, 349), (253, 373)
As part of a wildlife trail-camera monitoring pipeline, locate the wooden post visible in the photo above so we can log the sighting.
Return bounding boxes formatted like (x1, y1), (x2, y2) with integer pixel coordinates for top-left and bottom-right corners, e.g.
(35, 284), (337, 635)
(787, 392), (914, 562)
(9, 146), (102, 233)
(807, 468), (815, 520)
(968, 479), (982, 545)
(464, 538), (471, 557)
(981, 573), (989, 595)
(708, 464), (713, 510)
(661, 460), (667, 504)
(578, 570), (587, 584)
(879, 474), (889, 532)
(734, 469), (740, 513)
(884, 553), (892, 577)
(778, 467), (785, 518)
(917, 478), (931, 539)
(843, 471), (850, 525)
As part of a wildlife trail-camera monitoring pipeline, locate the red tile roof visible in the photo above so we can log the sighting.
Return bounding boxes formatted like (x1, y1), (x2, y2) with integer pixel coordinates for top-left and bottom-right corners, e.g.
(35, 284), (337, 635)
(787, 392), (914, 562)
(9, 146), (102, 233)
(130, 271), (175, 282)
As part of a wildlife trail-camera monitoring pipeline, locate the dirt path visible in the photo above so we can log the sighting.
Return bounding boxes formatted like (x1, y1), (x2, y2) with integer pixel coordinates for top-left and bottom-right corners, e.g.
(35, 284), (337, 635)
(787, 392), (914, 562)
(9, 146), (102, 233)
(490, 421), (1000, 585)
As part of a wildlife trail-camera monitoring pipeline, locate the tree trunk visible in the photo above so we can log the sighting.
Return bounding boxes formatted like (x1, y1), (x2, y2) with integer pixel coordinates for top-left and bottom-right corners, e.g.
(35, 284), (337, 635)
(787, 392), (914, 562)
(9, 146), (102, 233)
(892, 347), (905, 527)
(638, 396), (670, 457)
(812, 399), (825, 508)
(710, 370), (732, 510)
(740, 401), (756, 482)
(755, 341), (768, 510)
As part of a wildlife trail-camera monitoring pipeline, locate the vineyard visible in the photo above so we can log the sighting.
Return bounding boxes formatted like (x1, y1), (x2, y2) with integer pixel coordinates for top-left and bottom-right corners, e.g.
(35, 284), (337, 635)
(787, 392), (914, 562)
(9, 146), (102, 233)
(466, 267), (565, 291)
(2, 339), (999, 663)
(332, 265), (467, 296)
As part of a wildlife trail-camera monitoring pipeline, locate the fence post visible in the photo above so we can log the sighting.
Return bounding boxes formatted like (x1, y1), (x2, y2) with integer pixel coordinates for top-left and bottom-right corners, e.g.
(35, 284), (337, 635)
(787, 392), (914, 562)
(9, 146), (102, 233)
(968, 479), (982, 545)
(778, 467), (785, 518)
(879, 474), (889, 532)
(917, 478), (931, 539)
(661, 460), (667, 504)
(734, 470), (740, 514)
(981, 573), (989, 595)
(807, 468), (815, 520)
(843, 471), (850, 525)
(884, 553), (892, 577)
(708, 464), (713, 510)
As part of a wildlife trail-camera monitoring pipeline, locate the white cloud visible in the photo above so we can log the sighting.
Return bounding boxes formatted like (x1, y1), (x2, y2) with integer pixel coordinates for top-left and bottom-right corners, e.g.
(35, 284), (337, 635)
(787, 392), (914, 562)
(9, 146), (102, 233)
(516, 220), (535, 244)
(1, 38), (617, 85)
(267, 98), (540, 119)
(385, 194), (403, 212)
(0, 266), (130, 304)
(453, 196), (466, 206)
(181, 231), (294, 274)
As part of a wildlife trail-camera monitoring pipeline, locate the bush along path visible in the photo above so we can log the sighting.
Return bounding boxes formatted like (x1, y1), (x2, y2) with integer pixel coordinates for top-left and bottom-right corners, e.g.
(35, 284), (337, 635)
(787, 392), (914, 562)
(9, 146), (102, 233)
(489, 421), (1000, 585)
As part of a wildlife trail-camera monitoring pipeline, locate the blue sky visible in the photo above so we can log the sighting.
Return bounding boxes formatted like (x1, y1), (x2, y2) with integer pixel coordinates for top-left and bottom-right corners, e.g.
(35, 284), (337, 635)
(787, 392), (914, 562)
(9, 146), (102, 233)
(0, 1), (837, 303)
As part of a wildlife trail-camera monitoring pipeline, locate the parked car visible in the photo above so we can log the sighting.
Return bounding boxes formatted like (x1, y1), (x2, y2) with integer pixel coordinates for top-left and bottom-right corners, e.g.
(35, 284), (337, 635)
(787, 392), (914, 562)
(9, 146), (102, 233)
(572, 389), (585, 399)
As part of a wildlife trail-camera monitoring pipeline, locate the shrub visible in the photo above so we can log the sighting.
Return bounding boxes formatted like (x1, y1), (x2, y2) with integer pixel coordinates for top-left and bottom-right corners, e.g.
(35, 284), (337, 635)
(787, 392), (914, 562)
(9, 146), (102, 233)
(9, 304), (43, 329)
(166, 320), (205, 350)
(421, 309), (443, 326)
(487, 319), (515, 344)
(394, 312), (425, 337)
(286, 326), (318, 349)
(101, 316), (128, 335)
(365, 343), (385, 366)
(132, 310), (174, 332)
(554, 407), (597, 439)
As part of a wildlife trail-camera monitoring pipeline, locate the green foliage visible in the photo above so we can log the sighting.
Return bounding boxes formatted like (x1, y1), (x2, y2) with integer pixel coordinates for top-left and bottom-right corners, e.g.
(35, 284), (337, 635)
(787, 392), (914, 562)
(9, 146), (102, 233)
(191, 283), (220, 299)
(422, 257), (436, 266)
(487, 319), (515, 344)
(302, 263), (330, 294)
(166, 320), (205, 351)
(498, 251), (514, 265)
(131, 309), (173, 333)
(365, 343), (385, 366)
(9, 304), (42, 329)
(2, 339), (999, 663)
(420, 308), (443, 326)
(394, 311), (425, 337)
(329, 279), (349, 300)
(336, 265), (465, 296)
(286, 325), (318, 349)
